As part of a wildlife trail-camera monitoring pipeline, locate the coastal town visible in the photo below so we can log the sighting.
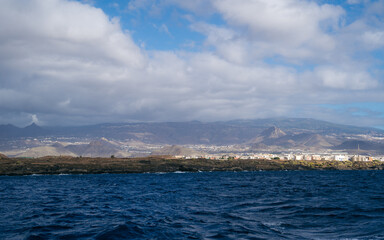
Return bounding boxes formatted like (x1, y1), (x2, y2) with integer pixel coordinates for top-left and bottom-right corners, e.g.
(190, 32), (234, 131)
(1, 120), (384, 164)
(177, 151), (384, 162)
(141, 143), (384, 162)
(1, 136), (384, 162)
(2, 135), (384, 176)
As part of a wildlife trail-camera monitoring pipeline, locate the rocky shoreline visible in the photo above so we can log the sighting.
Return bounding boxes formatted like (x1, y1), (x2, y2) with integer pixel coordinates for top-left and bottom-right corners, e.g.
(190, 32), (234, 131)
(1, 156), (384, 176)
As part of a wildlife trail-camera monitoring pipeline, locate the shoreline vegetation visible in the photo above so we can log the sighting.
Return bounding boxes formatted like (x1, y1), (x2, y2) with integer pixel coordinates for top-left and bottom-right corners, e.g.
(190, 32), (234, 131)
(1, 156), (384, 176)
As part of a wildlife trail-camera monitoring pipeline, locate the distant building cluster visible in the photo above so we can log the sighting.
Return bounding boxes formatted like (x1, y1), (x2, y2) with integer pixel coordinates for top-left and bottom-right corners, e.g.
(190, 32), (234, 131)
(176, 152), (383, 162)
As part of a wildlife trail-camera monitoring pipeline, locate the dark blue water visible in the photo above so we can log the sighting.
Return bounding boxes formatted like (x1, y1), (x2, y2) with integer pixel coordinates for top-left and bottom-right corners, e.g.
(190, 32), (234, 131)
(1, 171), (384, 239)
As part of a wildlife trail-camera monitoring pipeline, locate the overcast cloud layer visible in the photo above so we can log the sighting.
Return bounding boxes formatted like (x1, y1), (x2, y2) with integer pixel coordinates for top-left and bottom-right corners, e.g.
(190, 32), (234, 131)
(0, 0), (384, 127)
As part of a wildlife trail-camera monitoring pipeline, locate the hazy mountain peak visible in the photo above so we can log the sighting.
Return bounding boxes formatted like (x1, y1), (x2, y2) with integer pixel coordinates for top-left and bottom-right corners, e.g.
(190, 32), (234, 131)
(260, 126), (286, 139)
(24, 123), (40, 129)
(65, 138), (123, 157)
(89, 139), (110, 147)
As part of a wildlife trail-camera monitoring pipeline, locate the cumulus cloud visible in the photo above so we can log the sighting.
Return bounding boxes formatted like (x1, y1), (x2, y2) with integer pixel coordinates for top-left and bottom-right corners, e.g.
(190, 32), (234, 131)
(0, 0), (382, 127)
(0, 0), (146, 122)
(212, 0), (343, 58)
(362, 31), (384, 48)
(314, 67), (377, 90)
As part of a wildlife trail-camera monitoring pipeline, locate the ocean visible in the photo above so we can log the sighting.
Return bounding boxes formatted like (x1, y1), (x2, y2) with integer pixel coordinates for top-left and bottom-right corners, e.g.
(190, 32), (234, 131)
(1, 171), (384, 239)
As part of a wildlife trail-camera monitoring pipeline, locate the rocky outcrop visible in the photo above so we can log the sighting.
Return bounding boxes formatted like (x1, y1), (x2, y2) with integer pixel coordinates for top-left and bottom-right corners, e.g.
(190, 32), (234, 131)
(260, 126), (287, 139)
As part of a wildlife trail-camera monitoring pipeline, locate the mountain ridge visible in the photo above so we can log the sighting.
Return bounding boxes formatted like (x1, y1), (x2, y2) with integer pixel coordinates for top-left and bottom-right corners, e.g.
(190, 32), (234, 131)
(0, 118), (383, 151)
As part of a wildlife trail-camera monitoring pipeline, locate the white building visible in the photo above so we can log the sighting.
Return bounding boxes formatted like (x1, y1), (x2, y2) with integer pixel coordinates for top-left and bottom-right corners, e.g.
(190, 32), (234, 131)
(294, 155), (303, 160)
(334, 154), (348, 161)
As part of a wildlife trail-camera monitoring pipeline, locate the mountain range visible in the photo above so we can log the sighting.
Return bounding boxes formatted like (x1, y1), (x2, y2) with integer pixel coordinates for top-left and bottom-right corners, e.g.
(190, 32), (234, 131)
(1, 118), (382, 141)
(248, 126), (340, 151)
(1, 118), (383, 154)
(0, 123), (50, 138)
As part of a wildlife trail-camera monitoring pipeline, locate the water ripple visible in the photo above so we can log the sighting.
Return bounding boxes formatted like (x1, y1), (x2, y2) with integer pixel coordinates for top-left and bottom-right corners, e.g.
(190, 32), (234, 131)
(1, 171), (384, 239)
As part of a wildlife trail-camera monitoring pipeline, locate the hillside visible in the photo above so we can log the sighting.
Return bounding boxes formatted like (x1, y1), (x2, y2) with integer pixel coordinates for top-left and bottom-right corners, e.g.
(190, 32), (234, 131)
(247, 126), (337, 150)
(0, 123), (49, 138)
(64, 138), (130, 158)
(0, 118), (383, 155)
(151, 145), (204, 156)
(3, 139), (132, 158)
(13, 145), (77, 158)
(333, 140), (384, 153)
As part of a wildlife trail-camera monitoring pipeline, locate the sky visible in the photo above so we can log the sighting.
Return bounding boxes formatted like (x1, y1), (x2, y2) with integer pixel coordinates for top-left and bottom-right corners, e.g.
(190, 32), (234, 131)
(0, 0), (384, 128)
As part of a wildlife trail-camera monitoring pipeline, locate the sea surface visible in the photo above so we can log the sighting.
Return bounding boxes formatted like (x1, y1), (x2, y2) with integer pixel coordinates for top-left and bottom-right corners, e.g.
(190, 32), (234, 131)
(1, 171), (384, 239)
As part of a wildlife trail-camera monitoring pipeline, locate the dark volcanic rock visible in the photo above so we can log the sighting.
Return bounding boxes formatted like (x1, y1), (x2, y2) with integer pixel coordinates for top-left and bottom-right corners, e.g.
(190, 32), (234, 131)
(23, 123), (49, 137)
(0, 123), (49, 138)
(1, 157), (384, 176)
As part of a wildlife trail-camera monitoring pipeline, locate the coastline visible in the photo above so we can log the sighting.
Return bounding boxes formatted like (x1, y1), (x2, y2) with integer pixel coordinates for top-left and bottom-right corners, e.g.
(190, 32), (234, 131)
(1, 156), (384, 176)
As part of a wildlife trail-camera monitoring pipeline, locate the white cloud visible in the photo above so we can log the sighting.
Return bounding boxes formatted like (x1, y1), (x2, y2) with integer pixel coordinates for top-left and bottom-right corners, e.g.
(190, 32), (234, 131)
(0, 0), (145, 67)
(362, 31), (384, 49)
(0, 0), (382, 127)
(0, 0), (147, 123)
(314, 67), (377, 90)
(186, 0), (348, 66)
(30, 114), (40, 125)
(212, 0), (344, 49)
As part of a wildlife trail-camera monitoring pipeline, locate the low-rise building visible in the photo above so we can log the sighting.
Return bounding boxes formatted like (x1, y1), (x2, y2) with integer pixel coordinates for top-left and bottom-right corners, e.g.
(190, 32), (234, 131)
(294, 155), (303, 160)
(334, 154), (348, 161)
(351, 155), (367, 161)
(303, 155), (312, 161)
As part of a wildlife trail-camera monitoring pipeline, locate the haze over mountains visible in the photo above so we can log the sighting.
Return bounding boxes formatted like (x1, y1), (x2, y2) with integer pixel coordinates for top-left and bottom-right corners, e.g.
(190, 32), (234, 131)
(1, 118), (382, 141)
(1, 118), (383, 156)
